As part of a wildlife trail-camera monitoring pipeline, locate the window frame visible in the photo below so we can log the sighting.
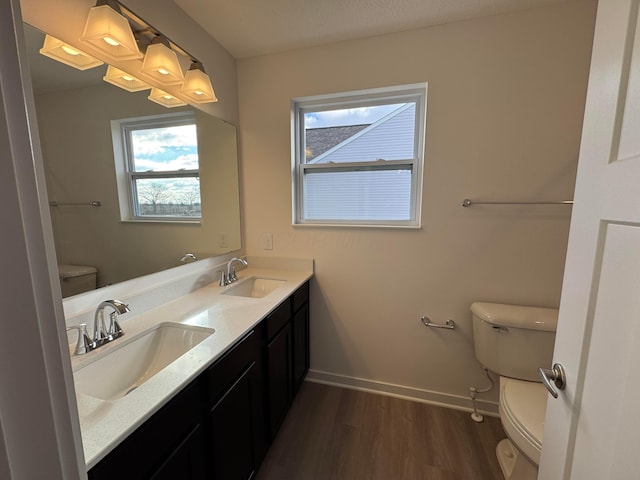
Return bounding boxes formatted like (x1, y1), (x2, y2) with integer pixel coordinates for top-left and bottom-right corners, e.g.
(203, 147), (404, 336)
(291, 83), (427, 228)
(112, 111), (201, 223)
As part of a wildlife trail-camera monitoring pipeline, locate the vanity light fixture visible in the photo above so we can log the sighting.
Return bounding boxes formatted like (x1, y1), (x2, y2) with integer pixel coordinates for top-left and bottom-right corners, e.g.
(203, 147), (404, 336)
(78, 0), (218, 103)
(181, 62), (218, 103)
(80, 0), (143, 62)
(148, 87), (187, 108)
(39, 34), (103, 70)
(140, 37), (184, 86)
(103, 65), (150, 92)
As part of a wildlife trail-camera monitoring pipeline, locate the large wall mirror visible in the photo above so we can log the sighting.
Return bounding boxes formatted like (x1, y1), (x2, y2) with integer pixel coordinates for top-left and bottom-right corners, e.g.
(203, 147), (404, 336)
(23, 23), (242, 297)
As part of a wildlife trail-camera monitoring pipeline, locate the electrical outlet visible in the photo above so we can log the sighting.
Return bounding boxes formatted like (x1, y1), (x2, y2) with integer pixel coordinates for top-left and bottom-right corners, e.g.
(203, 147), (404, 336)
(261, 232), (273, 250)
(218, 232), (228, 248)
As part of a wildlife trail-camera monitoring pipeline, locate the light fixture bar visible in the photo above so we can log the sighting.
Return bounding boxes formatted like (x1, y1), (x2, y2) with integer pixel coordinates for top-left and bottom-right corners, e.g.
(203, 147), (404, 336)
(79, 0), (218, 103)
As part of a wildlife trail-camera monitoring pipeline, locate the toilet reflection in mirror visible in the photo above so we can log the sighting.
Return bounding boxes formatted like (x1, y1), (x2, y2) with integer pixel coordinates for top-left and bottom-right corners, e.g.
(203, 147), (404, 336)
(23, 23), (242, 297)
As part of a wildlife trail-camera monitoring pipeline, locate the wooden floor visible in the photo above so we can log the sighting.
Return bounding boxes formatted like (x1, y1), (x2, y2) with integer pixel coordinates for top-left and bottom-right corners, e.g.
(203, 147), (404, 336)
(257, 382), (506, 480)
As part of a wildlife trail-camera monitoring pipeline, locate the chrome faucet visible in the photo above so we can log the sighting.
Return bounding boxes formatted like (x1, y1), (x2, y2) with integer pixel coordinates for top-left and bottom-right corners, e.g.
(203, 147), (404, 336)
(180, 253), (198, 263)
(221, 257), (248, 286)
(93, 300), (130, 346)
(66, 323), (94, 355)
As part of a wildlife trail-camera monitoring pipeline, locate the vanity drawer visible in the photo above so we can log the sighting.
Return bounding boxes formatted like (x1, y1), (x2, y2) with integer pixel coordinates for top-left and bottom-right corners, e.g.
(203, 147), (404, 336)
(205, 329), (260, 403)
(88, 379), (205, 479)
(265, 300), (292, 340)
(292, 281), (309, 312)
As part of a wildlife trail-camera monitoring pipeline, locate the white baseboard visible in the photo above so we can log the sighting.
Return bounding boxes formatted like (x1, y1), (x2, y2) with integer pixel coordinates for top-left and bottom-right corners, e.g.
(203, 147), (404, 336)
(305, 369), (499, 417)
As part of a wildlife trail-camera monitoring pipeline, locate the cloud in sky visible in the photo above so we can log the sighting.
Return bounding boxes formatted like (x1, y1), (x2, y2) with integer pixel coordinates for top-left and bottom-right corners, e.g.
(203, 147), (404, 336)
(304, 103), (405, 129)
(131, 124), (199, 171)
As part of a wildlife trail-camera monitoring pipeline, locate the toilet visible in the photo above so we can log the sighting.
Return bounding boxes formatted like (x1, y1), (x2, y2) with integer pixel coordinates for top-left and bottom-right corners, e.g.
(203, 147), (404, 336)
(471, 302), (558, 480)
(58, 264), (97, 297)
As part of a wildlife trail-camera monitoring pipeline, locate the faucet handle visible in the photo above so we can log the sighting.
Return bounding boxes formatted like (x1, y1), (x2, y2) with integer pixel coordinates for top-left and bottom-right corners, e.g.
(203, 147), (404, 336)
(220, 270), (227, 286)
(66, 323), (94, 355)
(107, 312), (124, 340)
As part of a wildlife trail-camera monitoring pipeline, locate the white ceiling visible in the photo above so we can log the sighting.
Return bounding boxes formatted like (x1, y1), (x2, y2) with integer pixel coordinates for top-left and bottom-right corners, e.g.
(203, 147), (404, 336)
(174, 0), (579, 59)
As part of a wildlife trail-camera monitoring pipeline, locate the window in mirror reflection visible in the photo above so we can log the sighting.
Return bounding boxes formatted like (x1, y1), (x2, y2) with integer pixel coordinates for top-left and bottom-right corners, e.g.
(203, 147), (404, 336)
(113, 112), (202, 221)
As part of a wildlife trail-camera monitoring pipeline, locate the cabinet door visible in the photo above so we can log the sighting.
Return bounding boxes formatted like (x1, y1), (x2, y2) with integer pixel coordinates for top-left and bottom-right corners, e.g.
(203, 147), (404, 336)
(88, 379), (205, 480)
(209, 362), (260, 480)
(149, 424), (206, 480)
(292, 302), (309, 395)
(267, 323), (291, 437)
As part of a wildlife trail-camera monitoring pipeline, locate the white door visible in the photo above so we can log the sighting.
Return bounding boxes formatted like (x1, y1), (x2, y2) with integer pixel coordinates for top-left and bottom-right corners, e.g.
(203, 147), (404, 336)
(538, 1), (640, 478)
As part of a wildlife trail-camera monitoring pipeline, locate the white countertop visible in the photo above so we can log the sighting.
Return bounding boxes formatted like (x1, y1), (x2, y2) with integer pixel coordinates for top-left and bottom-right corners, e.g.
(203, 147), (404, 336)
(71, 264), (313, 469)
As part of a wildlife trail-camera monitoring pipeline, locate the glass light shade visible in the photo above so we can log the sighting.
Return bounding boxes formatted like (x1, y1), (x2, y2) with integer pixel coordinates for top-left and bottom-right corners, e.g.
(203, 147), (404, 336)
(140, 43), (184, 86)
(103, 65), (150, 92)
(148, 88), (187, 108)
(80, 5), (143, 62)
(39, 34), (103, 70)
(181, 68), (218, 103)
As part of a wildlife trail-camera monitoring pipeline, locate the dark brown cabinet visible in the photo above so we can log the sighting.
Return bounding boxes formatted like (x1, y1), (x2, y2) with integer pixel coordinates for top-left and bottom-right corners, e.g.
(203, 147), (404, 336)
(209, 367), (257, 480)
(266, 321), (291, 437)
(291, 282), (310, 395)
(205, 329), (266, 480)
(88, 379), (207, 480)
(263, 281), (310, 438)
(88, 280), (310, 480)
(148, 425), (206, 480)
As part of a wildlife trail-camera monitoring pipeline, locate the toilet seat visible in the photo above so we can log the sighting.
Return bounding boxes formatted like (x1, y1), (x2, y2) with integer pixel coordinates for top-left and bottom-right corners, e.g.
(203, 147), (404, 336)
(499, 377), (548, 465)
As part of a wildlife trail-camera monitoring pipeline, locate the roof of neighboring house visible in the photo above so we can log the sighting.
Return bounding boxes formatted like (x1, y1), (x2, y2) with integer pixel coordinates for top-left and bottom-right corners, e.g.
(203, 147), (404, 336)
(309, 103), (415, 164)
(305, 124), (369, 161)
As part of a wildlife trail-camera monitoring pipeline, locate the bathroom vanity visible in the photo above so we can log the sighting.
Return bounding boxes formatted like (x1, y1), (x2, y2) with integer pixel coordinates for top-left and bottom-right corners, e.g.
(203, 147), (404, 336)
(67, 259), (312, 479)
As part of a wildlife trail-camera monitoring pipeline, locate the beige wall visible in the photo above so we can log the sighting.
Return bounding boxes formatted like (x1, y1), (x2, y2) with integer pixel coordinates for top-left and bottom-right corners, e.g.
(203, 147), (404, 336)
(238, 1), (597, 407)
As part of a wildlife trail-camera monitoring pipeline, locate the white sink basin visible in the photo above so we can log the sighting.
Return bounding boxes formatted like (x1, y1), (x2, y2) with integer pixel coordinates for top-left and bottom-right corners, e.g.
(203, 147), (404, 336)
(222, 276), (286, 298)
(74, 322), (214, 401)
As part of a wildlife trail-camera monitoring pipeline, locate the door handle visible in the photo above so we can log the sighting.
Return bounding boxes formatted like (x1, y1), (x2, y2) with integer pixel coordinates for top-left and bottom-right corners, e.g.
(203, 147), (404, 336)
(538, 363), (566, 398)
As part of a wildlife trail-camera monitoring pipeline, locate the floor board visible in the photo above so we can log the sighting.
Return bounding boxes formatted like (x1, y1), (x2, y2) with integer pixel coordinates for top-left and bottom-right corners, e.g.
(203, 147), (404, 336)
(257, 382), (506, 480)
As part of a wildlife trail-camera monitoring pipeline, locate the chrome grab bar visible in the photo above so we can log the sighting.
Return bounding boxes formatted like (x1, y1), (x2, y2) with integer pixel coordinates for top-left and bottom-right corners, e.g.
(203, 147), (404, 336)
(421, 316), (455, 330)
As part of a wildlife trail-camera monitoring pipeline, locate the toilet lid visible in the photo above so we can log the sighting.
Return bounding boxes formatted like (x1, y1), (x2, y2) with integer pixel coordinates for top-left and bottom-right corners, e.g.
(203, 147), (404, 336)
(58, 264), (97, 279)
(499, 377), (548, 464)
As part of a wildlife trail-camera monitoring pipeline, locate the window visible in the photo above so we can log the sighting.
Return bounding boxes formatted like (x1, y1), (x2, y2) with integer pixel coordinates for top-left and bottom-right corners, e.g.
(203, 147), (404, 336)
(112, 112), (201, 222)
(292, 84), (427, 227)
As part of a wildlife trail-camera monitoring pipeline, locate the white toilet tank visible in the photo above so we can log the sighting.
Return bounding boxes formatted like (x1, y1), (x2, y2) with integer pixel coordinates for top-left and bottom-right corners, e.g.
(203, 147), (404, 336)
(471, 302), (558, 382)
(58, 264), (97, 297)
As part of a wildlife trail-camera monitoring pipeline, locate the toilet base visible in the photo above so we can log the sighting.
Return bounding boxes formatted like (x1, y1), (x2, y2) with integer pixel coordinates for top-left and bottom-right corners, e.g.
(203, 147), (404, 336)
(496, 438), (537, 480)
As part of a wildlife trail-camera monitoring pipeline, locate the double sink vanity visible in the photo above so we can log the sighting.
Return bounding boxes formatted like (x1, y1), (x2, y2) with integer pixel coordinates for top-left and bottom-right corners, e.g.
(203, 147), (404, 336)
(66, 257), (313, 479)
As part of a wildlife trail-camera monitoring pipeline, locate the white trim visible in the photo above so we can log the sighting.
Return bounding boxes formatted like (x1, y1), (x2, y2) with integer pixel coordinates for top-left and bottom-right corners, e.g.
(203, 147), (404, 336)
(291, 83), (428, 228)
(1, 1), (84, 477)
(291, 82), (428, 106)
(293, 221), (422, 229)
(305, 369), (499, 416)
(111, 111), (202, 222)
